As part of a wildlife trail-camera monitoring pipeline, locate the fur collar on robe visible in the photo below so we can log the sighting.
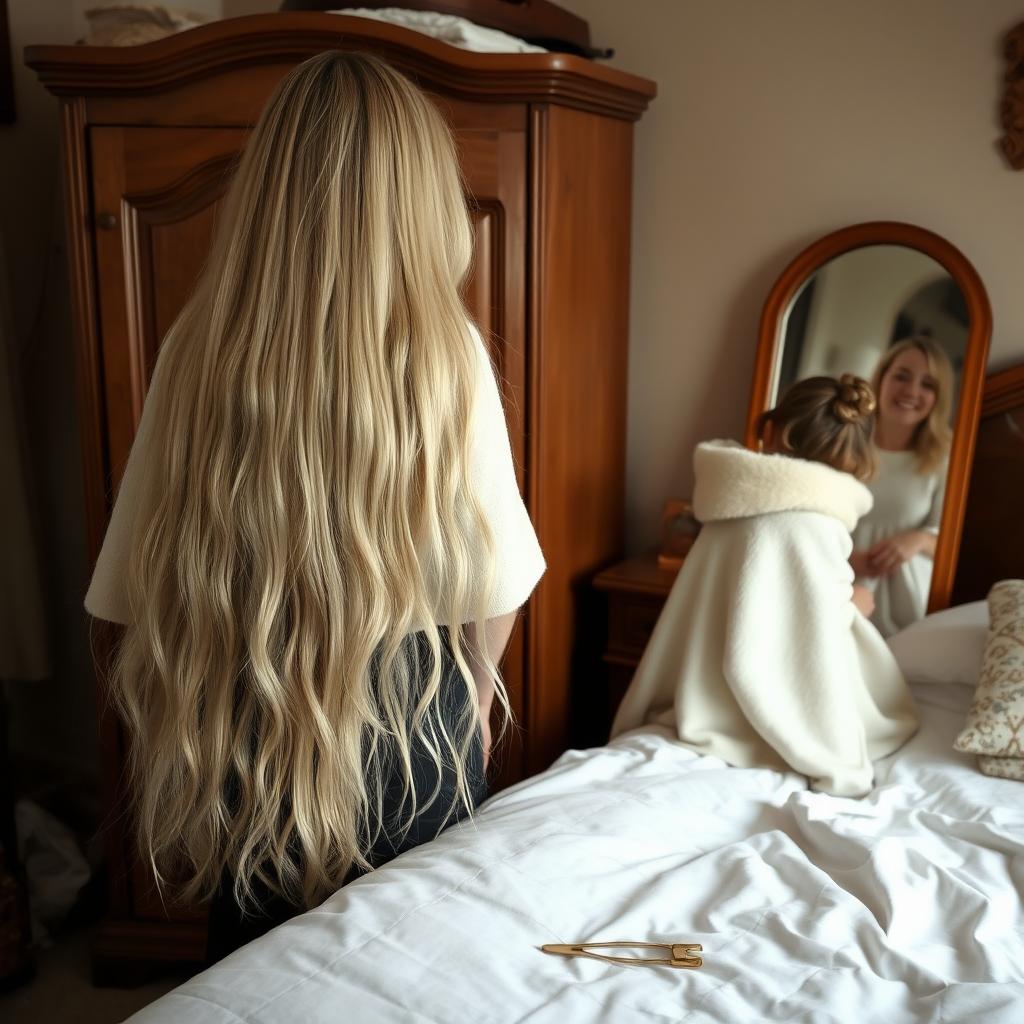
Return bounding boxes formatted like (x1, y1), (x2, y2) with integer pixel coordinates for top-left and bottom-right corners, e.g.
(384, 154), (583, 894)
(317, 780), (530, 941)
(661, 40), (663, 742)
(611, 440), (918, 797)
(692, 440), (872, 531)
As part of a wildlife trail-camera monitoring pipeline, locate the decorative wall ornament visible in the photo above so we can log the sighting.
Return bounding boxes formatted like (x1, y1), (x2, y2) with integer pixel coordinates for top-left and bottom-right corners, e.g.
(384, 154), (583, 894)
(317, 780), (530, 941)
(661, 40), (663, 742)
(999, 21), (1024, 169)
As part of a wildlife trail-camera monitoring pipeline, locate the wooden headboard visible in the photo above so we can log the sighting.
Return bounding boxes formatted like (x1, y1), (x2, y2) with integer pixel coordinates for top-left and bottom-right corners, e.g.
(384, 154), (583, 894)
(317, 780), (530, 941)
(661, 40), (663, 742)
(953, 362), (1024, 603)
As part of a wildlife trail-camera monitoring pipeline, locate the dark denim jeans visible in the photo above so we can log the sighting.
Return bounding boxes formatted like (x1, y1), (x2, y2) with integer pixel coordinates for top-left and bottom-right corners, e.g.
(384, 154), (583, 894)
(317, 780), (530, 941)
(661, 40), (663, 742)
(205, 632), (487, 963)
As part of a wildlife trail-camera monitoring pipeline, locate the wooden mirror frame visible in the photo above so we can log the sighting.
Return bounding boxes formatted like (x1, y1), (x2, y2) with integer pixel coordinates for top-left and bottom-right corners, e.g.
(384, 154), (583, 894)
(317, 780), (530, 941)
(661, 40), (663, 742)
(744, 221), (992, 614)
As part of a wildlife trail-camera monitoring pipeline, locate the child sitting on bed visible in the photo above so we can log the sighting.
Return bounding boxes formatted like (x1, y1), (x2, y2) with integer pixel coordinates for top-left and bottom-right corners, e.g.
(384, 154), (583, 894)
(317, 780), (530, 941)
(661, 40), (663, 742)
(611, 374), (919, 797)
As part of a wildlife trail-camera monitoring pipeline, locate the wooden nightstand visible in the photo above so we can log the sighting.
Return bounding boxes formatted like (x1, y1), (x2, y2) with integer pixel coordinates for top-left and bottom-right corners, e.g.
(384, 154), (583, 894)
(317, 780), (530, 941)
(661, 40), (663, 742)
(593, 553), (680, 722)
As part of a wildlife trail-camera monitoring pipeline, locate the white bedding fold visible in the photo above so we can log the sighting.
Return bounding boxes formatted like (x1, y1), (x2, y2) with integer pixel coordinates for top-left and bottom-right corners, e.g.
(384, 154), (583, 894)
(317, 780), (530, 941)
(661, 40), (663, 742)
(130, 683), (1024, 1024)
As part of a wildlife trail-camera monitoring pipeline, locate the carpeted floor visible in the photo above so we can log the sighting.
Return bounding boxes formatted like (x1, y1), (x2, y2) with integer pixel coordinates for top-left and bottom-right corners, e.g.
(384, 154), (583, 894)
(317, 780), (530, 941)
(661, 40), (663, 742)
(0, 925), (189, 1024)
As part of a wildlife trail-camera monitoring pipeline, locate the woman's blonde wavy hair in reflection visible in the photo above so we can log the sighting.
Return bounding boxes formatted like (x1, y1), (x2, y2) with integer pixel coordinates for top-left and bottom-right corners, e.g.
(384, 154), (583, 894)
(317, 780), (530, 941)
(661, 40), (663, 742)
(870, 336), (954, 474)
(111, 51), (502, 913)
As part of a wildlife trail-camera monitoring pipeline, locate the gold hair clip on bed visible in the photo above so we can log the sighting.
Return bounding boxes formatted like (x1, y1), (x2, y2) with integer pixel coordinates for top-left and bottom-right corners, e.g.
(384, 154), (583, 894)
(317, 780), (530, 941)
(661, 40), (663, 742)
(542, 941), (703, 970)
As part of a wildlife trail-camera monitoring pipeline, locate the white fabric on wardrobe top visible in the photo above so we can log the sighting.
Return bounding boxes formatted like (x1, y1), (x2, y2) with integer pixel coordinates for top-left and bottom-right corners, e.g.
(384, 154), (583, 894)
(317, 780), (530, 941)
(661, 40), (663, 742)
(331, 8), (548, 53)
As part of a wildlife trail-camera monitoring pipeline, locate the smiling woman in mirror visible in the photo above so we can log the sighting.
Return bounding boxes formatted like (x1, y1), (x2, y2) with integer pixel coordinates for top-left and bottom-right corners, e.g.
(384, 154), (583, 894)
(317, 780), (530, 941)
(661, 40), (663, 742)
(850, 337), (953, 636)
(747, 223), (992, 624)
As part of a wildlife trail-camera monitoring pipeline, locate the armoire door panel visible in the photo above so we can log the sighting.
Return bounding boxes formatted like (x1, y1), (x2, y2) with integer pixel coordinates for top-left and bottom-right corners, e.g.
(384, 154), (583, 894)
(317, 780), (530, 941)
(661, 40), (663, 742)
(89, 126), (246, 924)
(456, 128), (527, 487)
(454, 124), (528, 787)
(91, 120), (530, 793)
(465, 204), (497, 351)
(125, 154), (239, 372)
(526, 105), (633, 774)
(90, 126), (247, 493)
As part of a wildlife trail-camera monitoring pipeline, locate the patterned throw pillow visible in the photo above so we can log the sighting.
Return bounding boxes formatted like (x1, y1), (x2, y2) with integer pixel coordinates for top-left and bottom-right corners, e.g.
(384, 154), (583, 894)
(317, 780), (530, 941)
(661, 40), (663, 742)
(953, 580), (1024, 780)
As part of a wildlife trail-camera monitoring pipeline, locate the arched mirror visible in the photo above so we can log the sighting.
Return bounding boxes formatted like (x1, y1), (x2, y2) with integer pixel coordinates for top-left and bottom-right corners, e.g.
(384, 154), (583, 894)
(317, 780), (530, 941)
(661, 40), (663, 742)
(745, 222), (992, 634)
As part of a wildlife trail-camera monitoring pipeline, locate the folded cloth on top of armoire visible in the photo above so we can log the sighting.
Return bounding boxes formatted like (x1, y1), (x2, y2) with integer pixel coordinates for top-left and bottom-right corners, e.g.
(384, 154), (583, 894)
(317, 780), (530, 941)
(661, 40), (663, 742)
(611, 440), (919, 797)
(333, 8), (547, 52)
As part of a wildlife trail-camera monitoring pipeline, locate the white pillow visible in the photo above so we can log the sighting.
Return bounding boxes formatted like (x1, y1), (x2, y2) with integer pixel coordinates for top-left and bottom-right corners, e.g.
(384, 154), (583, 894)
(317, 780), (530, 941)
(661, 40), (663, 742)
(886, 601), (989, 686)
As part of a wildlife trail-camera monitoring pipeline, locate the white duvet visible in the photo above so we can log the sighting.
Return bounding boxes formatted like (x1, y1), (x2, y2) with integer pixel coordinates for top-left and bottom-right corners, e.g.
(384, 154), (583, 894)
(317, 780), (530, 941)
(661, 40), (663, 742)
(130, 683), (1024, 1023)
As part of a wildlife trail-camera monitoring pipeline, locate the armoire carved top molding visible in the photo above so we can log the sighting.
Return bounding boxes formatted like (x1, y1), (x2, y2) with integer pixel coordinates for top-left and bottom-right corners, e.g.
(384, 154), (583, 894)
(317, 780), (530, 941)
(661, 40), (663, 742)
(26, 12), (656, 122)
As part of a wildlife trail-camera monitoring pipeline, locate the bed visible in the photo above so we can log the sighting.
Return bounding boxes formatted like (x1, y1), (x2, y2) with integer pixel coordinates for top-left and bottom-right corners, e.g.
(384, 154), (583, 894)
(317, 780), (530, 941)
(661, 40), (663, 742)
(129, 676), (1022, 1023)
(128, 367), (1024, 1024)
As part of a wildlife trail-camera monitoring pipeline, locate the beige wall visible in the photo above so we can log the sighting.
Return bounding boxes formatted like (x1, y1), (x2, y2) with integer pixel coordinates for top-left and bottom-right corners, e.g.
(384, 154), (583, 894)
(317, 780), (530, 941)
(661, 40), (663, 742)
(222, 0), (1024, 551)
(4, 3), (1022, 770)
(560, 0), (1024, 551)
(2, 2), (74, 343)
(179, 2), (1024, 552)
(1, 2), (90, 784)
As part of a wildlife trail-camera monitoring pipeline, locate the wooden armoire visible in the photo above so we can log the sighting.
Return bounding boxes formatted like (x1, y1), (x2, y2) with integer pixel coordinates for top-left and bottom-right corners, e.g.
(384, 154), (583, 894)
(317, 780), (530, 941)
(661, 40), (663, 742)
(27, 13), (654, 977)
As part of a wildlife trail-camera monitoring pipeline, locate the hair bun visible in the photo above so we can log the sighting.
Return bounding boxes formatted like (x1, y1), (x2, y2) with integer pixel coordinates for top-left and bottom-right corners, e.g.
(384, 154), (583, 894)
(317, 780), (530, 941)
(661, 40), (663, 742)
(832, 373), (876, 424)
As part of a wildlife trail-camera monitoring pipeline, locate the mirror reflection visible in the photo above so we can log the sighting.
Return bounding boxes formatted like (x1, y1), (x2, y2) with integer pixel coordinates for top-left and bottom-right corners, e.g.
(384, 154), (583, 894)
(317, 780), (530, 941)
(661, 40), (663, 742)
(772, 245), (967, 636)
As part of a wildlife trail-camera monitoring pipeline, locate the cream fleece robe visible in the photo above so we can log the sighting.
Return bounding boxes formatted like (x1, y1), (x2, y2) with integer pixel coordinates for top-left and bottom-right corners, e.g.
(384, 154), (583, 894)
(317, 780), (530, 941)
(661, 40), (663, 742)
(612, 441), (919, 797)
(84, 325), (545, 626)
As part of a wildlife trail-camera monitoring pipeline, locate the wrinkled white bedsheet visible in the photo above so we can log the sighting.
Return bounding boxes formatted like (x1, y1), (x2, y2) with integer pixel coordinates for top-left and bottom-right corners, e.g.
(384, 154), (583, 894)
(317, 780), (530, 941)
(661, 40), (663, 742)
(130, 683), (1024, 1023)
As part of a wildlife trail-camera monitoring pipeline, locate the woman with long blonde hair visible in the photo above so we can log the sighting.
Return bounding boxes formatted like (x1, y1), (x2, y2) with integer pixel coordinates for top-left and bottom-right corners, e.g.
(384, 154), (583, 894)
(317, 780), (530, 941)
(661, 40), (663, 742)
(84, 51), (545, 959)
(850, 336), (954, 636)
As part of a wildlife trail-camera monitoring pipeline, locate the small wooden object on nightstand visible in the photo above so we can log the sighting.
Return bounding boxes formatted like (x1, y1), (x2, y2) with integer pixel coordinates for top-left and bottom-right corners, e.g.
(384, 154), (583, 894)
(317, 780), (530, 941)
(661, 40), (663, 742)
(658, 500), (699, 571)
(593, 552), (681, 725)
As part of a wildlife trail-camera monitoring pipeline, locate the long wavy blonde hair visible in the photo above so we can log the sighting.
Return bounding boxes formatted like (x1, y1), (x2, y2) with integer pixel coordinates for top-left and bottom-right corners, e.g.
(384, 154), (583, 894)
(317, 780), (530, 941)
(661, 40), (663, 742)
(111, 51), (502, 912)
(871, 336), (954, 474)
